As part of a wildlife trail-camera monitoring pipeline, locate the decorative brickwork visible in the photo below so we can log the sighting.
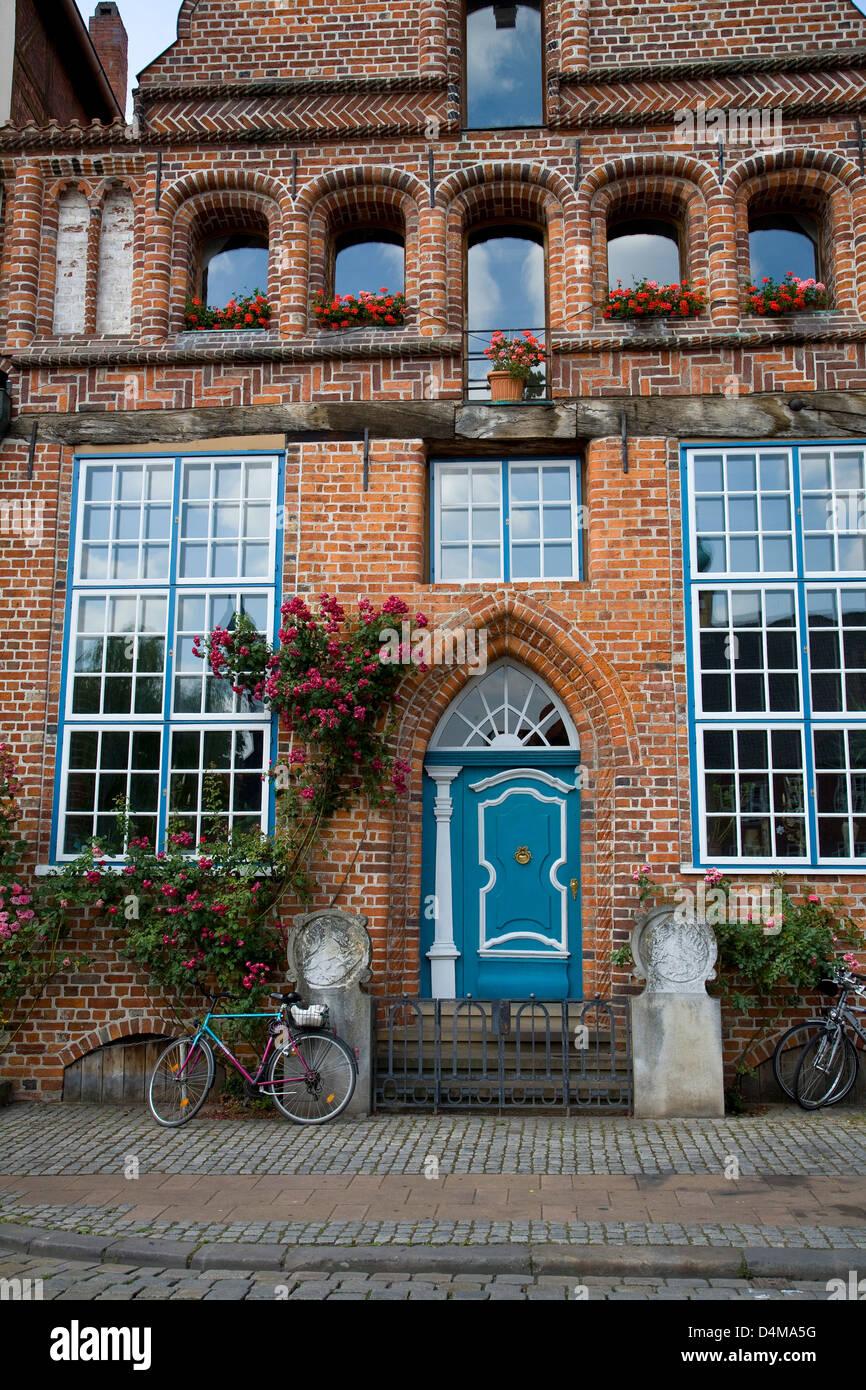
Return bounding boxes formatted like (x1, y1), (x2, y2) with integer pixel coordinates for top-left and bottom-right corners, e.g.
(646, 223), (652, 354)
(1, 0), (866, 1100)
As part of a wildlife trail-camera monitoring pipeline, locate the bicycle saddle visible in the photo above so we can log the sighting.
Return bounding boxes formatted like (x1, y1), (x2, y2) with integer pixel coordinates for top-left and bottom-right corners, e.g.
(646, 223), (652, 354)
(270, 990), (303, 1005)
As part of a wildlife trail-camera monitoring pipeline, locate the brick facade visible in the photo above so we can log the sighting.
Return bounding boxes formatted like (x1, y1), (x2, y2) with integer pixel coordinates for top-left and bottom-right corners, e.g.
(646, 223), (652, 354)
(1, 0), (866, 1099)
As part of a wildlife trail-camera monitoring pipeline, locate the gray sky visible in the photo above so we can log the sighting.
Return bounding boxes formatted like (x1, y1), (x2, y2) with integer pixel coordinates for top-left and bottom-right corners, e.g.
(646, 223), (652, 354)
(75, 0), (181, 117)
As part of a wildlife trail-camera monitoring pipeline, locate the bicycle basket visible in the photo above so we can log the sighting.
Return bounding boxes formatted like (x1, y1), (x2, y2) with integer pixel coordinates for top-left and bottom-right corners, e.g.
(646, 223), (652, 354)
(290, 1003), (329, 1027)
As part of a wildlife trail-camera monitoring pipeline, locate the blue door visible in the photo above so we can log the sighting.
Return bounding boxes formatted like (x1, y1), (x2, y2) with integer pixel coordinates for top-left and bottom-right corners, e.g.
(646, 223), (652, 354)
(421, 759), (582, 999)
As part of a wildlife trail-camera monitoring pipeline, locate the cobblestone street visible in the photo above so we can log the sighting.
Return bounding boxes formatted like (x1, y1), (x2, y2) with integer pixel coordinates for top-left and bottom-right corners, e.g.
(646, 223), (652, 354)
(0, 1103), (864, 1302)
(0, 1253), (836, 1301)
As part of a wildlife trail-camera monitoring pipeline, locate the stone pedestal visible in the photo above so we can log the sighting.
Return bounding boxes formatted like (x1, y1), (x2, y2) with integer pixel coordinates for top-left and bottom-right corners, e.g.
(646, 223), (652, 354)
(289, 908), (373, 1117)
(630, 906), (725, 1118)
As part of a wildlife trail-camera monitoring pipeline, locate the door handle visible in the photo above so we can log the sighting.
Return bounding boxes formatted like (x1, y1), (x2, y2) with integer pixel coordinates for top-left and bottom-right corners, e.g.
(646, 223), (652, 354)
(569, 877), (579, 900)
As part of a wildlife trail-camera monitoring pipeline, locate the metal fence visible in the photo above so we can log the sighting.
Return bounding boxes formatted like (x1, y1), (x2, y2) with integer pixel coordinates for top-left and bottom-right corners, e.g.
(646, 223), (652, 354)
(374, 996), (632, 1113)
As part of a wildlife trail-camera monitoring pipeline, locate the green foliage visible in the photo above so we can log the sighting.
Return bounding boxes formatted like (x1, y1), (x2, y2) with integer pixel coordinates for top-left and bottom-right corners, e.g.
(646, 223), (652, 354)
(196, 591), (415, 824)
(44, 823), (293, 1032)
(0, 743), (90, 1035)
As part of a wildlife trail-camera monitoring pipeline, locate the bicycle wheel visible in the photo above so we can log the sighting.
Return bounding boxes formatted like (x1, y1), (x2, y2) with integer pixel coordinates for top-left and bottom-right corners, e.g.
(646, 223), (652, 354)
(772, 1020), (827, 1100)
(794, 1028), (859, 1110)
(148, 1035), (215, 1127)
(267, 1030), (356, 1124)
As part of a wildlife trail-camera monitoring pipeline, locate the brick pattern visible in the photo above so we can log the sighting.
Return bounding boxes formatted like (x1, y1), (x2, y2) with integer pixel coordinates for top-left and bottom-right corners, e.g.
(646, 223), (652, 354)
(1, 4), (866, 1098)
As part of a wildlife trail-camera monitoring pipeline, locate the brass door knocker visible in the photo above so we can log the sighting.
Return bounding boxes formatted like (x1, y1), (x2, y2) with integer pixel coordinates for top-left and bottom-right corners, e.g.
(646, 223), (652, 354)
(513, 846), (532, 865)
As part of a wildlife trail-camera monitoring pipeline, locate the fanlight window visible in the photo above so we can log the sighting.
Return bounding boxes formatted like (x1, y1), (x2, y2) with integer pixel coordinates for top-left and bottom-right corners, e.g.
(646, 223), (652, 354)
(430, 662), (576, 749)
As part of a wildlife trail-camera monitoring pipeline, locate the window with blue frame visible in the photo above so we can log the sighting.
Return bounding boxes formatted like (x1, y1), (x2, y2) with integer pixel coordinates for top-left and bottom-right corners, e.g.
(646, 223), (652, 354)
(431, 458), (581, 582)
(54, 453), (281, 860)
(684, 442), (866, 866)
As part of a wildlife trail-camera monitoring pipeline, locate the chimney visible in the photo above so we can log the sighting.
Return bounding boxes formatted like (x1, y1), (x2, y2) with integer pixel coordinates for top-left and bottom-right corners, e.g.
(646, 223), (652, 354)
(89, 3), (128, 115)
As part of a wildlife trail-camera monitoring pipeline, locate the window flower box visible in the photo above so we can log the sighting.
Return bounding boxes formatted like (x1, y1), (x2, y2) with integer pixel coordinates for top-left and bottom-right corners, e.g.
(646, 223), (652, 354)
(747, 273), (828, 316)
(184, 291), (272, 331)
(603, 278), (707, 321)
(313, 288), (406, 329)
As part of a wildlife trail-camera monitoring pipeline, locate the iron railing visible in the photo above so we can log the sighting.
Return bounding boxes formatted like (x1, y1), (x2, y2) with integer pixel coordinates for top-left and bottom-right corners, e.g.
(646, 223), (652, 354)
(464, 326), (549, 402)
(374, 996), (632, 1113)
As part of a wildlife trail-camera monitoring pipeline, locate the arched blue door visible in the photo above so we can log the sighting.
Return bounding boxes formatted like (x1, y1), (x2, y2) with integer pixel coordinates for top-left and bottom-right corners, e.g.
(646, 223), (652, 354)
(421, 662), (582, 999)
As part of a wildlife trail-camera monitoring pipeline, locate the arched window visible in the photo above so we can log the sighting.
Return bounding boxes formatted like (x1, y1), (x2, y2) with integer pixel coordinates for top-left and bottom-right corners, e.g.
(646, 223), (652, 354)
(333, 228), (405, 298)
(429, 660), (577, 749)
(465, 1), (543, 129)
(53, 189), (89, 334)
(749, 212), (820, 285)
(607, 217), (681, 289)
(201, 233), (269, 307)
(466, 224), (546, 399)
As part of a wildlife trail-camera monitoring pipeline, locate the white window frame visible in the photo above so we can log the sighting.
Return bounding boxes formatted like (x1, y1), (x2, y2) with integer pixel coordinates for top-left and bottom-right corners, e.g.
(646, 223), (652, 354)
(53, 452), (281, 862)
(685, 441), (866, 868)
(431, 456), (582, 584)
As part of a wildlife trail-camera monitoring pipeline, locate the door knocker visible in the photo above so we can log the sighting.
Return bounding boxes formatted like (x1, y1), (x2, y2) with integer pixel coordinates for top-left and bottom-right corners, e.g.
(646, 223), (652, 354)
(513, 846), (532, 865)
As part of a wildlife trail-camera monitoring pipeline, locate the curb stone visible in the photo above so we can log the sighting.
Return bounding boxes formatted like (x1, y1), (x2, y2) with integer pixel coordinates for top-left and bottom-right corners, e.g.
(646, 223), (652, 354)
(0, 1223), (860, 1280)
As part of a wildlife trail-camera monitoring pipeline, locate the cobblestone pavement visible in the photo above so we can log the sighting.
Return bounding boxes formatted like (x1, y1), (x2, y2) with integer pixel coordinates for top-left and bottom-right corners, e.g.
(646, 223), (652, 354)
(1, 1191), (864, 1249)
(1, 1103), (865, 1253)
(0, 1254), (838, 1300)
(1, 1102), (864, 1176)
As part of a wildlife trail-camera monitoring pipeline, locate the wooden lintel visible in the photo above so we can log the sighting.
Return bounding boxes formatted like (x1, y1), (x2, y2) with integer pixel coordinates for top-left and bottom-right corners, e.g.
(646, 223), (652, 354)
(4, 393), (866, 448)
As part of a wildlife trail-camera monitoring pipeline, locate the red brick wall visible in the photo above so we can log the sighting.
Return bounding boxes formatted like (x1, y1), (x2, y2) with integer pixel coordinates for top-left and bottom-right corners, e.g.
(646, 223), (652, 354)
(1, 1), (865, 1099)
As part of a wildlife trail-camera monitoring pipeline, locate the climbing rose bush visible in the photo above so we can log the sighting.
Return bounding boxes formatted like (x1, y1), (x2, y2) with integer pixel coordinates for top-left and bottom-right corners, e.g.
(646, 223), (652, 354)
(0, 743), (89, 1034)
(46, 828), (292, 1026)
(195, 591), (416, 821)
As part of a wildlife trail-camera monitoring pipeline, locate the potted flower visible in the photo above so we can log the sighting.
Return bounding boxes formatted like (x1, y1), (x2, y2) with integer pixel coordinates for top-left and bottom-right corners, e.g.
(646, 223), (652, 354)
(603, 278), (706, 326)
(747, 273), (829, 316)
(483, 331), (547, 402)
(312, 288), (406, 330)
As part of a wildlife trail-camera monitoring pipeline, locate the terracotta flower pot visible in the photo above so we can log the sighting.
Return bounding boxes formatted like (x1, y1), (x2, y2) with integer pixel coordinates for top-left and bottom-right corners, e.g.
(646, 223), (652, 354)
(487, 371), (525, 402)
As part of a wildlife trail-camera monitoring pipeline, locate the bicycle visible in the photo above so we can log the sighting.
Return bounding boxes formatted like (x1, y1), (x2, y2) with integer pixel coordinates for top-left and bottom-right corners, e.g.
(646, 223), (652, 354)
(772, 1013), (833, 1100)
(147, 984), (357, 1127)
(793, 969), (866, 1110)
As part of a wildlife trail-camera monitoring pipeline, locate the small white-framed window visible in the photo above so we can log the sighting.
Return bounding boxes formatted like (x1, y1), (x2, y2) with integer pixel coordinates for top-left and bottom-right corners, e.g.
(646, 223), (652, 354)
(684, 440), (866, 867)
(54, 452), (282, 861)
(432, 457), (581, 583)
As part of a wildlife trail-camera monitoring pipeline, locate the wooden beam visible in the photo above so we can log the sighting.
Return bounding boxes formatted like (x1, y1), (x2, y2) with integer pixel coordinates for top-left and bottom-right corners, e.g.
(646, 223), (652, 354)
(6, 393), (866, 447)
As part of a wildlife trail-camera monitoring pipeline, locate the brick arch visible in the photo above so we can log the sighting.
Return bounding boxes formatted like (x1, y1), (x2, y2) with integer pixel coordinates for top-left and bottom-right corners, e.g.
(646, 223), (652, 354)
(307, 184), (420, 332)
(729, 157), (859, 316)
(141, 170), (292, 343)
(442, 169), (572, 331)
(585, 171), (710, 320)
(177, 0), (206, 40)
(296, 165), (427, 216)
(578, 153), (719, 206)
(169, 188), (283, 334)
(160, 168), (291, 219)
(725, 146), (862, 195)
(435, 161), (574, 212)
(58, 1016), (178, 1069)
(379, 595), (641, 998)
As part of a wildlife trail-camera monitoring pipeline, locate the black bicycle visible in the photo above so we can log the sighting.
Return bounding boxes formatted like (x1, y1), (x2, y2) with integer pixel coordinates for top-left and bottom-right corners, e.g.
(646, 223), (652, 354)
(792, 969), (866, 1110)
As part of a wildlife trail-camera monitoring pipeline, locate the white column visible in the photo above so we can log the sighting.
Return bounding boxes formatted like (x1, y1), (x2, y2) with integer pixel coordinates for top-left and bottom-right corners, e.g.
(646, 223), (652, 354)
(425, 765), (462, 998)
